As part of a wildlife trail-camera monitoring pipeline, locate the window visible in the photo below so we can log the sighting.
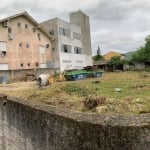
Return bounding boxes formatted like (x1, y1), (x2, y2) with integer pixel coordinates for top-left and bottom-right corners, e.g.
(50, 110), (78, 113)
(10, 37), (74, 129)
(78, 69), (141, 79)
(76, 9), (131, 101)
(0, 41), (7, 57)
(73, 32), (81, 40)
(46, 44), (49, 48)
(25, 24), (28, 29)
(63, 45), (68, 53)
(35, 62), (39, 67)
(20, 63), (23, 67)
(27, 63), (30, 67)
(17, 22), (21, 27)
(1, 51), (6, 57)
(8, 30), (13, 40)
(59, 27), (70, 37)
(8, 27), (12, 33)
(37, 33), (40, 41)
(19, 43), (22, 47)
(0, 41), (6, 51)
(49, 30), (54, 35)
(74, 47), (82, 54)
(60, 44), (72, 53)
(26, 44), (29, 48)
(2, 21), (8, 27)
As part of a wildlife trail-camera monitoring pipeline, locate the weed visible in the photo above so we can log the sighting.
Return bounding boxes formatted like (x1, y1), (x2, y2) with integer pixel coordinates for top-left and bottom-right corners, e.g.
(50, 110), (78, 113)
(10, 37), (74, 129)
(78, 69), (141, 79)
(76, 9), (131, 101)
(1, 71), (150, 115)
(61, 83), (95, 97)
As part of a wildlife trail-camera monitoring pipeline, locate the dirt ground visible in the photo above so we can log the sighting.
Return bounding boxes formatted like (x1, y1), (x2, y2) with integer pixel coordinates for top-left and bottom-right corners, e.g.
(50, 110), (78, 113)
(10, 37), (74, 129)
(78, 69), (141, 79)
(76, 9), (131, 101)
(0, 71), (150, 115)
(0, 81), (37, 92)
(0, 80), (85, 112)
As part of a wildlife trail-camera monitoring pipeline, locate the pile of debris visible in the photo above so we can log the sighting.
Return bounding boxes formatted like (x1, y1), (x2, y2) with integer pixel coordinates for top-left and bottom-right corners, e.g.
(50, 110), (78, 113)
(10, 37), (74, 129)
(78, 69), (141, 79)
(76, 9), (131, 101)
(84, 95), (106, 109)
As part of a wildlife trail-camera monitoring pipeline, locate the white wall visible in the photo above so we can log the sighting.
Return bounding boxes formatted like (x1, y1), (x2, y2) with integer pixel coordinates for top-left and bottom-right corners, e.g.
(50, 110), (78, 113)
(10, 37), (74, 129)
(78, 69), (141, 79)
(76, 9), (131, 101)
(41, 18), (93, 72)
(85, 55), (93, 66)
(0, 64), (8, 70)
(40, 63), (46, 68)
(60, 52), (92, 71)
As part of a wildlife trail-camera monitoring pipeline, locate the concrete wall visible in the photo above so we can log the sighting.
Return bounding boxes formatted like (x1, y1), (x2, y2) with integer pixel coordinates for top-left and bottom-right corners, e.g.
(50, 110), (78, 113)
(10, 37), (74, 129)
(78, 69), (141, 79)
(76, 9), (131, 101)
(41, 13), (93, 72)
(0, 68), (59, 81)
(40, 18), (60, 69)
(70, 10), (92, 56)
(60, 52), (92, 71)
(0, 95), (149, 150)
(123, 63), (146, 71)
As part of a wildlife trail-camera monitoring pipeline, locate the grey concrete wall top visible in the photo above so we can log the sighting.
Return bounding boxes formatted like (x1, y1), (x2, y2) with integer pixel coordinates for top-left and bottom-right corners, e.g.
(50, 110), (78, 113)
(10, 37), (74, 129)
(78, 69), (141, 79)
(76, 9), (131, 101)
(0, 94), (150, 150)
(3, 95), (150, 127)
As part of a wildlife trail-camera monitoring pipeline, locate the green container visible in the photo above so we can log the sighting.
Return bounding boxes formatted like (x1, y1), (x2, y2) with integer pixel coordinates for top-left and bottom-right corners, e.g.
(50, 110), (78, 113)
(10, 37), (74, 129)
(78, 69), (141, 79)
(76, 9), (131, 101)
(87, 70), (104, 78)
(64, 70), (88, 81)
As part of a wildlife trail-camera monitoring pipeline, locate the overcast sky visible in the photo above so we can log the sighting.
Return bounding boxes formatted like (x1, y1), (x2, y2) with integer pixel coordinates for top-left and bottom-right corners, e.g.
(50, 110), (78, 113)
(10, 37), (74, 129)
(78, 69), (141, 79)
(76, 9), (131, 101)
(1, 0), (150, 55)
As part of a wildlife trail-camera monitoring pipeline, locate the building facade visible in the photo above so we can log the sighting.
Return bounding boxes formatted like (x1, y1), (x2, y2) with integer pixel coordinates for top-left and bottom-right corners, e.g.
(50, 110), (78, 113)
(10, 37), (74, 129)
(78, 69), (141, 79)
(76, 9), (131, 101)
(41, 10), (93, 72)
(0, 12), (53, 71)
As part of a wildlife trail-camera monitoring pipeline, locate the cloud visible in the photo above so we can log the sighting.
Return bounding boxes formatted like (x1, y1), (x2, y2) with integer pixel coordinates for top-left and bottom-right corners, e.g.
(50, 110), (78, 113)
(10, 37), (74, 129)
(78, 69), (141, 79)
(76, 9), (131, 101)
(1, 0), (150, 55)
(88, 0), (150, 54)
(0, 0), (99, 21)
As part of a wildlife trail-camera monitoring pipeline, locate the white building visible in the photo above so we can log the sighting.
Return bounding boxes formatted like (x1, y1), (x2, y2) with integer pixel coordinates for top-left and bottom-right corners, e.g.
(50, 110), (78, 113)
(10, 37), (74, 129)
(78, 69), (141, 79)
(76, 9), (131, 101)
(41, 10), (93, 72)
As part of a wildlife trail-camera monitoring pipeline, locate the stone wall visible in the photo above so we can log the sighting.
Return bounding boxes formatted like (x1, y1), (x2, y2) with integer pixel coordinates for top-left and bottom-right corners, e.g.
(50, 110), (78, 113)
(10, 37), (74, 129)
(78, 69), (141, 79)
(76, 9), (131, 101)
(0, 95), (150, 150)
(123, 63), (146, 71)
(0, 68), (59, 82)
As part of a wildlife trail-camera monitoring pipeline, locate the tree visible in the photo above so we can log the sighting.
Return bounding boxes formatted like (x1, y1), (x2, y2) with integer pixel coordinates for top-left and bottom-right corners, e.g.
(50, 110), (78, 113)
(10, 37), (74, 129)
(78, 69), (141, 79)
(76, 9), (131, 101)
(108, 56), (123, 71)
(132, 35), (150, 64)
(92, 46), (104, 61)
(144, 35), (150, 63)
(92, 55), (104, 61)
(132, 47), (145, 62)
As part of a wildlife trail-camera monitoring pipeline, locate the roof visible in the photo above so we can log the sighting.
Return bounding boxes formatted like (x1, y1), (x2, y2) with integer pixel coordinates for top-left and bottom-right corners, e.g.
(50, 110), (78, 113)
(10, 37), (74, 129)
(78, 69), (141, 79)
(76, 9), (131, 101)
(104, 51), (123, 60)
(0, 11), (53, 40)
(41, 17), (66, 23)
(69, 10), (89, 17)
(0, 11), (38, 25)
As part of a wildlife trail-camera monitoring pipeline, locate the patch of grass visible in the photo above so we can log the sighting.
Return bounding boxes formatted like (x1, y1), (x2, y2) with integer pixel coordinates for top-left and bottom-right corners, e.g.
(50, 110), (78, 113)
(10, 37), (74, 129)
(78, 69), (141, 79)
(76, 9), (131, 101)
(61, 83), (95, 97)
(1, 71), (150, 115)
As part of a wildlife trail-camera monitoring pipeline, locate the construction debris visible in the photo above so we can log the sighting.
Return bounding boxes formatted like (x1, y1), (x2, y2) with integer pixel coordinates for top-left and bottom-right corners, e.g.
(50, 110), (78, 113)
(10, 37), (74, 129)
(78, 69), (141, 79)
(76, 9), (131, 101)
(115, 88), (121, 92)
(96, 105), (109, 113)
(84, 95), (106, 109)
(37, 74), (50, 87)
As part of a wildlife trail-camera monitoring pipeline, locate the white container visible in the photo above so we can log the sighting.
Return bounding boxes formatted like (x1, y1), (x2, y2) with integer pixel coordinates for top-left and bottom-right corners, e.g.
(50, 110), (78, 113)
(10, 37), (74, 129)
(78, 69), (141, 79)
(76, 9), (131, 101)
(37, 74), (50, 86)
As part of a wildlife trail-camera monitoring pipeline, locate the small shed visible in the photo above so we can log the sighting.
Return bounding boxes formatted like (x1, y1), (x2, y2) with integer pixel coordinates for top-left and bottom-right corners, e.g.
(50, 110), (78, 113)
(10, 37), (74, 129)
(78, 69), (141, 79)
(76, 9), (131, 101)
(93, 61), (109, 71)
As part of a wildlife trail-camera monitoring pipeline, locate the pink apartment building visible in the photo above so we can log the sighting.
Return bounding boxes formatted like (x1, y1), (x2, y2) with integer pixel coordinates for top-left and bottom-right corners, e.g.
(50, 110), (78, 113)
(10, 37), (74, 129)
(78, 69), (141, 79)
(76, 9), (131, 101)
(0, 12), (53, 71)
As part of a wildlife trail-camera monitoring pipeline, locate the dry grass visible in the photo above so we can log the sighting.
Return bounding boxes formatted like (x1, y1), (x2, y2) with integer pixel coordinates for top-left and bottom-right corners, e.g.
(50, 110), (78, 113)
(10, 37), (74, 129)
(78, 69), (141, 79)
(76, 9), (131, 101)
(0, 71), (150, 115)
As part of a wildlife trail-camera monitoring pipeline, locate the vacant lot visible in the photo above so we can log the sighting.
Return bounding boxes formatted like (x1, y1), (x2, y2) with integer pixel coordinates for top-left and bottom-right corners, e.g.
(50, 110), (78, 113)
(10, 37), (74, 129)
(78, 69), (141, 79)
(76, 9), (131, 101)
(0, 71), (150, 115)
